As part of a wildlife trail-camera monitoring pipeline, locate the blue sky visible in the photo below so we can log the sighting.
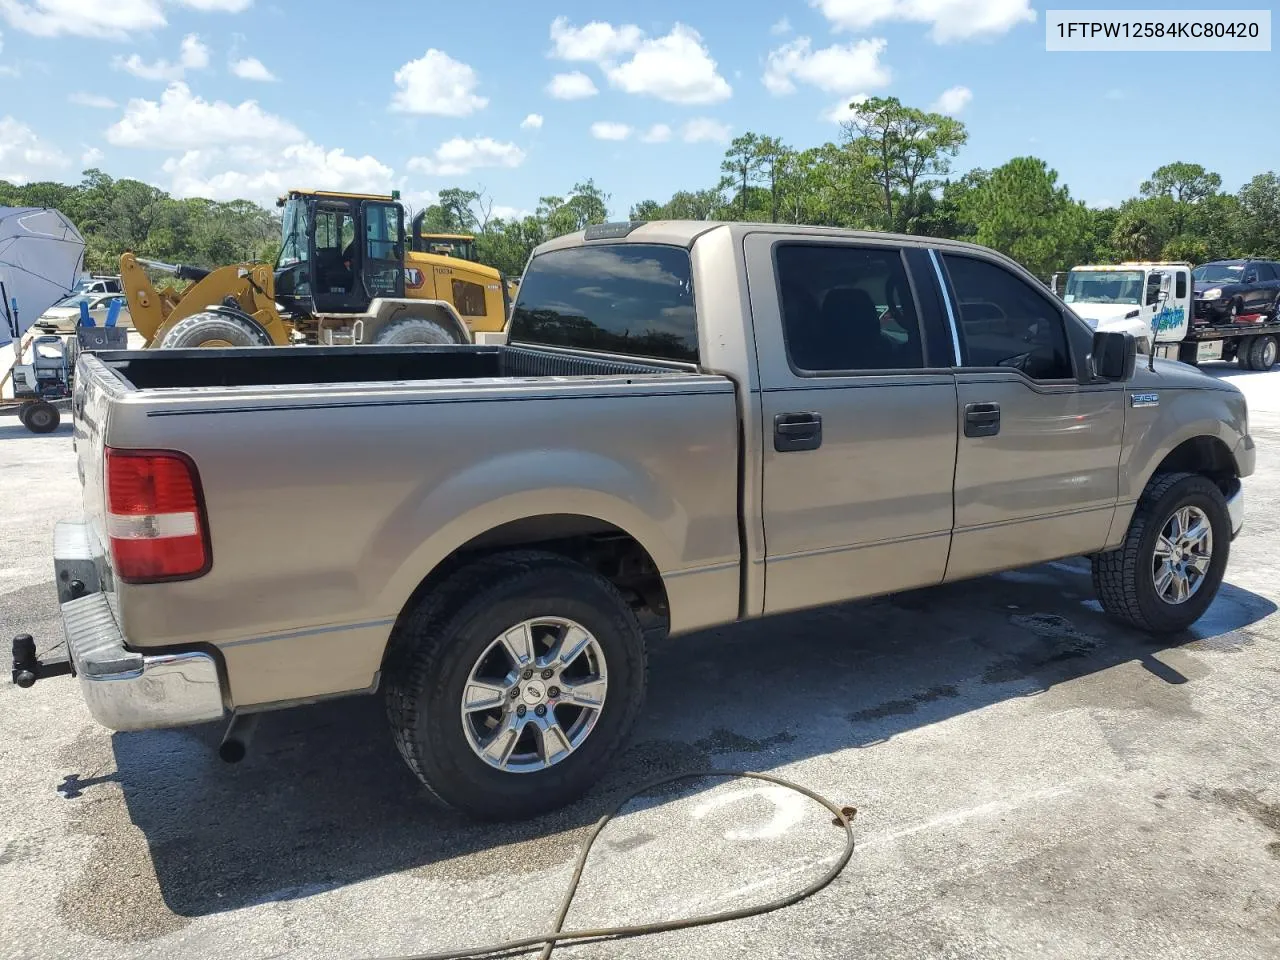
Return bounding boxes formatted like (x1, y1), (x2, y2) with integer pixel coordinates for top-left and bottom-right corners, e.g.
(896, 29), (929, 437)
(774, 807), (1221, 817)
(0, 1), (1275, 219)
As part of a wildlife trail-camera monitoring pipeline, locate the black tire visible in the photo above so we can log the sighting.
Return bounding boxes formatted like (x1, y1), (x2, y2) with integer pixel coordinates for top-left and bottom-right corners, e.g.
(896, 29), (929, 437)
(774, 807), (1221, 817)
(1229, 298), (1243, 322)
(1247, 334), (1277, 371)
(1237, 336), (1256, 370)
(23, 400), (60, 433)
(372, 316), (464, 345)
(1092, 471), (1232, 634)
(158, 310), (273, 348)
(383, 550), (648, 820)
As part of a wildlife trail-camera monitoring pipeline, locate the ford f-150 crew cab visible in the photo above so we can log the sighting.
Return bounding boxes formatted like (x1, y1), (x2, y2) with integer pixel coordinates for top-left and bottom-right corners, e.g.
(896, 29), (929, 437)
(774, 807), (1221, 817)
(13, 220), (1254, 821)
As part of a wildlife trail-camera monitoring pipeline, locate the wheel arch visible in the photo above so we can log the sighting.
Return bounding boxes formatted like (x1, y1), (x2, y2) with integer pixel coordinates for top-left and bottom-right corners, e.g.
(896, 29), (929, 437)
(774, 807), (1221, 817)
(362, 298), (470, 344)
(380, 511), (672, 674)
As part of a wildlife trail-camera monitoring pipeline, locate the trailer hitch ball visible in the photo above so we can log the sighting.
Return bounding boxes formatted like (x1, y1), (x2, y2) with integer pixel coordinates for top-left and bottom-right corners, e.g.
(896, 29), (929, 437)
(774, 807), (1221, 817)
(12, 635), (37, 688)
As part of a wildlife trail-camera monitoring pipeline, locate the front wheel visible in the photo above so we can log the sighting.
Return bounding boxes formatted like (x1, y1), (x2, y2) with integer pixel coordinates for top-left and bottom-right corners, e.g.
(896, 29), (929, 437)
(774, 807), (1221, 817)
(383, 551), (648, 820)
(1092, 471), (1231, 634)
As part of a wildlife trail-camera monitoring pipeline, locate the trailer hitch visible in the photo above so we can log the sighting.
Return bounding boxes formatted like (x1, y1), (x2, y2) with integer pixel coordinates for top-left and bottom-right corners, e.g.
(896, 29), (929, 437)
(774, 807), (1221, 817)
(11, 634), (72, 688)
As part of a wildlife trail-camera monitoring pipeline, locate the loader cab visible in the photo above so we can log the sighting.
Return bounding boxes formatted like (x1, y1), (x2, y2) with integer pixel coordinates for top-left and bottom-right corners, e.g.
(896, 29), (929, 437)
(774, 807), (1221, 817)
(408, 215), (479, 262)
(274, 190), (406, 316)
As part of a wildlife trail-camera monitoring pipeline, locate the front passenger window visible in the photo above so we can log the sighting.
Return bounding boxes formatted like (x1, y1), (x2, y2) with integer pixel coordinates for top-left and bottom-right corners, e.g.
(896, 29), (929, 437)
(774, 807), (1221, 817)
(942, 254), (1073, 380)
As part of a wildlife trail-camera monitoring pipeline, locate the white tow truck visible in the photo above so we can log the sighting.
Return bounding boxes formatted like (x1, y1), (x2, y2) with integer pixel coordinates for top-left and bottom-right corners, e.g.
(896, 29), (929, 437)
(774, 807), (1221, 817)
(1053, 261), (1280, 371)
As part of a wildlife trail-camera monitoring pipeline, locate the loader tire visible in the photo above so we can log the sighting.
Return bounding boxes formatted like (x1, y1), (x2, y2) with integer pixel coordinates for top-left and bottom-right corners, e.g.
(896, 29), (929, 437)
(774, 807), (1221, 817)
(157, 310), (273, 349)
(372, 316), (464, 345)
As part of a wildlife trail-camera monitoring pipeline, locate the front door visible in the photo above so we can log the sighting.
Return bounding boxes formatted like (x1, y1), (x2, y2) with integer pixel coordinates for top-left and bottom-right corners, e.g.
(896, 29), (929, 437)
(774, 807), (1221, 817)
(745, 234), (960, 615)
(310, 201), (363, 314)
(932, 249), (1125, 581)
(361, 201), (406, 302)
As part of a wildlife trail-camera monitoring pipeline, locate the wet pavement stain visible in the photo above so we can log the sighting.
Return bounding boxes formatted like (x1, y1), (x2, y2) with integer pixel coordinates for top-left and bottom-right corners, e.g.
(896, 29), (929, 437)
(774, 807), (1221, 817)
(54, 728), (191, 943)
(693, 728), (797, 755)
(1193, 786), (1280, 861)
(848, 685), (959, 723)
(982, 613), (1103, 685)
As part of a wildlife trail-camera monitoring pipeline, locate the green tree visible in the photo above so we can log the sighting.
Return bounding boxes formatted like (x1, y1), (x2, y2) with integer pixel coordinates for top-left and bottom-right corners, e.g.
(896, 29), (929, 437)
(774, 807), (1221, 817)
(962, 156), (1090, 278)
(1237, 172), (1280, 258)
(719, 132), (764, 219)
(840, 96), (968, 231)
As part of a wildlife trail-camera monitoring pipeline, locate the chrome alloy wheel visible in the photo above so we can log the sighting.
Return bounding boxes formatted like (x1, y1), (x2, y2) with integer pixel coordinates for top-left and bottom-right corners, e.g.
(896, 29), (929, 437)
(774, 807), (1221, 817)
(460, 617), (608, 773)
(1152, 505), (1213, 605)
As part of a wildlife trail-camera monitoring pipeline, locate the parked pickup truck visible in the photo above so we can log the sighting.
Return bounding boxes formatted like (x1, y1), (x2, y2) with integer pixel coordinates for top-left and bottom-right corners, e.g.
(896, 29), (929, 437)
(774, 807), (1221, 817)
(13, 221), (1254, 821)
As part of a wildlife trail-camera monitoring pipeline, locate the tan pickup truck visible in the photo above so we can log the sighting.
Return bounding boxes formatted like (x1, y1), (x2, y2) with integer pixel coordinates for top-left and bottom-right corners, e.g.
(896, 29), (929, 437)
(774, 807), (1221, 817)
(12, 221), (1254, 820)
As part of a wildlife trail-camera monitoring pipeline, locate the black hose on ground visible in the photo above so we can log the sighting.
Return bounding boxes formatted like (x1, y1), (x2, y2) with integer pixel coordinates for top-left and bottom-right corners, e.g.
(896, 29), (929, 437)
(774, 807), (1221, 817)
(376, 769), (858, 960)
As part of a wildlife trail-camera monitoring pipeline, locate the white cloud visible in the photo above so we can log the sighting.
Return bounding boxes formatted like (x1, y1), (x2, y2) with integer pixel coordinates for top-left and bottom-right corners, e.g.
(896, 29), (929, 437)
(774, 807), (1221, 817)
(80, 146), (103, 165)
(390, 49), (488, 116)
(0, 114), (70, 183)
(930, 84), (971, 115)
(641, 123), (671, 143)
(682, 117), (731, 143)
(546, 70), (597, 100)
(764, 36), (889, 95)
(549, 15), (643, 61)
(230, 56), (275, 81)
(605, 24), (731, 104)
(811, 0), (1036, 43)
(823, 94), (870, 123)
(0, 0), (250, 40)
(106, 82), (304, 149)
(771, 16), (792, 35)
(491, 204), (531, 221)
(68, 91), (117, 108)
(520, 112), (543, 130)
(113, 32), (209, 81)
(406, 136), (525, 177)
(164, 141), (393, 205)
(590, 121), (631, 141)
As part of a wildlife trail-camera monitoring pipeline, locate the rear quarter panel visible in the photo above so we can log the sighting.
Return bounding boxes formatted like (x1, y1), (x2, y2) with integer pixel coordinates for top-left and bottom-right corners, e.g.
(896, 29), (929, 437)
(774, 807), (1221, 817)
(101, 375), (741, 708)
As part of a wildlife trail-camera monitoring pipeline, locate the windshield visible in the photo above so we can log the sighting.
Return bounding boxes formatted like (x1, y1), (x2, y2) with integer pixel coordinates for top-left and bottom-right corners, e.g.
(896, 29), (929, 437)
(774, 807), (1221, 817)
(424, 237), (477, 261)
(277, 197), (310, 268)
(1192, 263), (1245, 284)
(1063, 270), (1145, 305)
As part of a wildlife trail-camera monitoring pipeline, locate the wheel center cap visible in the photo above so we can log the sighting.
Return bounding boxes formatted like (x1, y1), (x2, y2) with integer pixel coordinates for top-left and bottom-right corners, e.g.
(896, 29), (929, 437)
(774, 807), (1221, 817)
(521, 681), (546, 705)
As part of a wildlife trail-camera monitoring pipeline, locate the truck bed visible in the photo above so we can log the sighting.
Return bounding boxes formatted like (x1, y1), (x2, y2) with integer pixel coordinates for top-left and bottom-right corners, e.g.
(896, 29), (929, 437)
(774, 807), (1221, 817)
(96, 342), (678, 390)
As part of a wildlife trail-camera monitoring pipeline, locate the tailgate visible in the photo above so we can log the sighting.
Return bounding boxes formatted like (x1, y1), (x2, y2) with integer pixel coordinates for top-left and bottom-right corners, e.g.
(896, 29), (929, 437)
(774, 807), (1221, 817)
(71, 352), (130, 583)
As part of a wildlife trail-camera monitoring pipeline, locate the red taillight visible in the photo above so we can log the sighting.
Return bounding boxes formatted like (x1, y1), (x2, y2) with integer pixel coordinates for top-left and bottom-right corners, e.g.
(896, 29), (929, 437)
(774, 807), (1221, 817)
(105, 447), (210, 583)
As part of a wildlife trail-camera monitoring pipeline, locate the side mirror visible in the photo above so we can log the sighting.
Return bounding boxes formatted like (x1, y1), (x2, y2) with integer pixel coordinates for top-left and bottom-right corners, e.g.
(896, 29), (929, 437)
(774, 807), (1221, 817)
(1092, 330), (1136, 381)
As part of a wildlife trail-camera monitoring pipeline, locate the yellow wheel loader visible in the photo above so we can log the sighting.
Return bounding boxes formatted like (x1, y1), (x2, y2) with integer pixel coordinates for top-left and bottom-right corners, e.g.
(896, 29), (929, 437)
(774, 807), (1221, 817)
(121, 190), (513, 349)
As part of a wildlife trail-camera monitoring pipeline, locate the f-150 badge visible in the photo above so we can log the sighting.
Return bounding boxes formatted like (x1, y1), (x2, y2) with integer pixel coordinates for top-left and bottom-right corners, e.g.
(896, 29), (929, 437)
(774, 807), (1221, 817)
(1130, 392), (1160, 408)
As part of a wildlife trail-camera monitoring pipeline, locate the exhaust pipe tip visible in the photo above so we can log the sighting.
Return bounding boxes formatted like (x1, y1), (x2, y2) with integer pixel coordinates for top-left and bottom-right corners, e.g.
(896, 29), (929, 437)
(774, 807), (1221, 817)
(217, 712), (259, 764)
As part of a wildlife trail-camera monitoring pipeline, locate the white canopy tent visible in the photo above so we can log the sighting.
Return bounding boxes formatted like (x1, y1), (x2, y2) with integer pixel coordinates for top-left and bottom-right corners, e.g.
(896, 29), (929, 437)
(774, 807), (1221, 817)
(0, 206), (87, 345)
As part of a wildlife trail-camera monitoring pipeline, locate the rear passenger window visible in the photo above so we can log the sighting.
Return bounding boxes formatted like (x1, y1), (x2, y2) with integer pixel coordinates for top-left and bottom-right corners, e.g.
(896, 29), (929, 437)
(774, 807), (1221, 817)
(775, 244), (924, 373)
(1254, 263), (1277, 282)
(942, 254), (1073, 380)
(1175, 272), (1187, 299)
(509, 243), (696, 363)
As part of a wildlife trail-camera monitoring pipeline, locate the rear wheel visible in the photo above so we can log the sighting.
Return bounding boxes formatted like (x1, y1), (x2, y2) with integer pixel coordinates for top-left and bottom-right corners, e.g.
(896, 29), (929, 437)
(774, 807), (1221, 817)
(23, 400), (60, 433)
(157, 310), (273, 348)
(1237, 336), (1257, 369)
(1091, 471), (1231, 634)
(372, 316), (464, 345)
(383, 551), (647, 820)
(1247, 334), (1277, 371)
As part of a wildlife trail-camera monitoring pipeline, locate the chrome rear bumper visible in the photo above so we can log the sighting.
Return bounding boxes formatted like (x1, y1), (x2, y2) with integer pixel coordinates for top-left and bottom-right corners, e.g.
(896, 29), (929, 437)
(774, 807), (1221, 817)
(55, 520), (225, 732)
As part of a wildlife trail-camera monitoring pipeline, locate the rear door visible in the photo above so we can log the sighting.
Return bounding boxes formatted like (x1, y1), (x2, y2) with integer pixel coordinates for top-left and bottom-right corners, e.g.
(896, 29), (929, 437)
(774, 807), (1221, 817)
(932, 249), (1125, 581)
(1247, 262), (1278, 313)
(744, 234), (960, 615)
(361, 200), (406, 301)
